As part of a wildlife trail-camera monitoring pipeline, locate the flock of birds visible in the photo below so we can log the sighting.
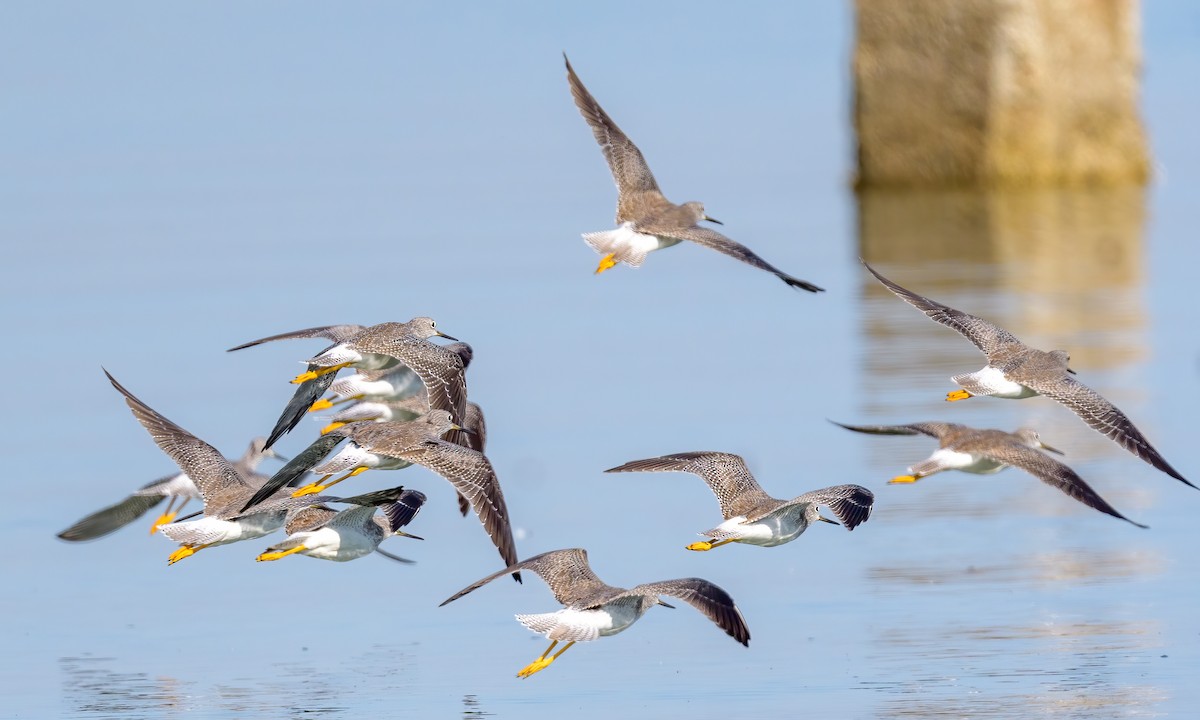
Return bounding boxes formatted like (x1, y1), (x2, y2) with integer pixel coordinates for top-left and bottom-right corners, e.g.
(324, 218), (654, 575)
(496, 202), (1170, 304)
(58, 55), (1190, 679)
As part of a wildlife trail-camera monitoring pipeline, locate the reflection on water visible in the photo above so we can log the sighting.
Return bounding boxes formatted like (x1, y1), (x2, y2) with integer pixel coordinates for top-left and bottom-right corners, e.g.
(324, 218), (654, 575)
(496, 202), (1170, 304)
(868, 548), (1163, 588)
(857, 185), (1147, 370)
(61, 644), (423, 718)
(462, 694), (494, 718)
(853, 185), (1168, 717)
(61, 657), (190, 718)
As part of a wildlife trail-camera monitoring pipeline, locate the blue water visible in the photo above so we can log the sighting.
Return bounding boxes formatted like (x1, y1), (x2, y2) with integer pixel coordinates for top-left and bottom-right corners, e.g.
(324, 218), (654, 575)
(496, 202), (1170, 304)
(4, 3), (1200, 718)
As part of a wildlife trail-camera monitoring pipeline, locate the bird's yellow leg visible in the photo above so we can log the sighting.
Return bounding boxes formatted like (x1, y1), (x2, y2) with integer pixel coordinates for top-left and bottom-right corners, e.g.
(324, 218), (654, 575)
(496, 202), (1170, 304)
(310, 394), (365, 413)
(320, 421), (347, 435)
(291, 467), (369, 497)
(167, 542), (213, 566)
(946, 389), (973, 402)
(291, 473), (334, 498)
(595, 254), (617, 274)
(256, 544), (307, 562)
(149, 496), (178, 535)
(292, 362), (352, 385)
(518, 640), (575, 678)
(889, 474), (921, 484)
(685, 538), (735, 552)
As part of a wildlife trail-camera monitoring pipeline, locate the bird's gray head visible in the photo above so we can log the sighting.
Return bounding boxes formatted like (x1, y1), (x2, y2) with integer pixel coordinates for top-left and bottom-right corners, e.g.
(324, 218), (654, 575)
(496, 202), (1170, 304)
(407, 317), (458, 342)
(1049, 350), (1076, 374)
(245, 437), (284, 466)
(682, 201), (722, 226)
(420, 409), (465, 436)
(805, 503), (841, 527)
(1014, 428), (1064, 455)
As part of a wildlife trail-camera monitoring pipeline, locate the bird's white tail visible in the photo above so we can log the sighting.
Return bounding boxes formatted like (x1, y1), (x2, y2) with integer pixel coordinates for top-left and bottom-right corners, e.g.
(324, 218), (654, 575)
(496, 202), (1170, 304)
(582, 225), (653, 268)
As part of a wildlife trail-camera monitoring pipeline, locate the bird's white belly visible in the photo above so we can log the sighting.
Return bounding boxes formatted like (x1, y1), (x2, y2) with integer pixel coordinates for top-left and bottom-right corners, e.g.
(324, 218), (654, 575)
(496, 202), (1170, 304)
(582, 223), (672, 267)
(329, 376), (395, 399)
(295, 527), (378, 561)
(711, 511), (806, 547)
(926, 448), (1006, 474)
(955, 366), (1039, 399)
(516, 604), (646, 642)
(313, 443), (410, 474)
(160, 513), (283, 547)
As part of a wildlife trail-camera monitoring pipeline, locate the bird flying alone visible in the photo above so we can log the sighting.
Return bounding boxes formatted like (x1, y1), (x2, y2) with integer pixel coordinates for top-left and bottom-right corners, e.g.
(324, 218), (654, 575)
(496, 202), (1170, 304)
(565, 54), (823, 292)
(605, 451), (874, 551)
(438, 548), (750, 678)
(861, 260), (1193, 490)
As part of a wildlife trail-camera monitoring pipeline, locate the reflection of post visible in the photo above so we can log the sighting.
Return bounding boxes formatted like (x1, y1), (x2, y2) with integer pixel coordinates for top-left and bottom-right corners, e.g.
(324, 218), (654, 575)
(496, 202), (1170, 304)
(854, 0), (1150, 188)
(857, 186), (1147, 370)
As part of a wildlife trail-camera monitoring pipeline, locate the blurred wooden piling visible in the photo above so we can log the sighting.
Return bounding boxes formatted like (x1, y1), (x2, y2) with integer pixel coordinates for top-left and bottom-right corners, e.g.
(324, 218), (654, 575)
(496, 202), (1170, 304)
(853, 0), (1150, 188)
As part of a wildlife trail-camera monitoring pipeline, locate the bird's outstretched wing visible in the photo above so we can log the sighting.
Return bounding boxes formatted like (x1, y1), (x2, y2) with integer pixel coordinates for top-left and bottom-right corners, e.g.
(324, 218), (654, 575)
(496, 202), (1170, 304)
(226, 324), (366, 352)
(440, 548), (606, 607)
(625, 578), (750, 647)
(670, 226), (823, 292)
(787, 484), (875, 530)
(104, 370), (249, 514)
(1015, 374), (1192, 489)
(564, 54), (664, 220)
(830, 420), (962, 441)
(606, 451), (772, 520)
(982, 441), (1148, 527)
(400, 440), (519, 574)
(862, 261), (1021, 357)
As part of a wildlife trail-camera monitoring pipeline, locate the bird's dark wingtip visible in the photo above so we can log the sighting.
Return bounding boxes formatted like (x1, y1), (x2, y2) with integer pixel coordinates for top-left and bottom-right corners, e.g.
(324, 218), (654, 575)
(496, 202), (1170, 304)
(782, 275), (824, 292)
(513, 570), (523, 584)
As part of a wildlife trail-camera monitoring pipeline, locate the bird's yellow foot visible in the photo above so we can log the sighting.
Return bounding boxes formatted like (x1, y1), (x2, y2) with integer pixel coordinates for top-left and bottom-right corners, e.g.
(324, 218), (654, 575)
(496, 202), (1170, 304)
(889, 475), (919, 484)
(149, 512), (177, 535)
(517, 656), (555, 678)
(167, 546), (197, 565)
(291, 483), (326, 498)
(320, 421), (346, 435)
(686, 541), (715, 552)
(292, 362), (351, 385)
(595, 254), (617, 274)
(308, 398), (334, 412)
(946, 389), (973, 402)
(256, 545), (307, 562)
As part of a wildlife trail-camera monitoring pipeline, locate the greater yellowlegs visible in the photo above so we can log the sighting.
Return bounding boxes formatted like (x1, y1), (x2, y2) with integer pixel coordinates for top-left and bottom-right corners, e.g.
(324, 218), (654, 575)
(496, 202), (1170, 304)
(565, 54), (822, 291)
(253, 486), (427, 563)
(319, 394), (429, 435)
(833, 420), (1147, 527)
(230, 319), (465, 448)
(318, 394), (486, 518)
(103, 370), (295, 565)
(862, 260), (1192, 489)
(308, 341), (471, 412)
(605, 452), (873, 551)
(240, 410), (520, 576)
(57, 438), (282, 541)
(438, 548), (749, 678)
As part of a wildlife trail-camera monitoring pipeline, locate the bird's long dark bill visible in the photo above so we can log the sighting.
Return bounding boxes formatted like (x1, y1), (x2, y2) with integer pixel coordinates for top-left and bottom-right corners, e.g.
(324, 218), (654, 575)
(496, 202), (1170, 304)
(437, 332), (459, 341)
(702, 214), (723, 225)
(1041, 444), (1065, 456)
(818, 515), (840, 525)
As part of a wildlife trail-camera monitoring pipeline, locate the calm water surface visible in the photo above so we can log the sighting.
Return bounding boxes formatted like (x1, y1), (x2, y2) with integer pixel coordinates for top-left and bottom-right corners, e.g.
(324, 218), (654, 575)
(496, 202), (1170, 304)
(4, 4), (1199, 718)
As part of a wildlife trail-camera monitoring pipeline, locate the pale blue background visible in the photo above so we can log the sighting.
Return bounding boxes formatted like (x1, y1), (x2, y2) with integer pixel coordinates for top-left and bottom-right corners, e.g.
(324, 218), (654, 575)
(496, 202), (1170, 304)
(3, 3), (1198, 718)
